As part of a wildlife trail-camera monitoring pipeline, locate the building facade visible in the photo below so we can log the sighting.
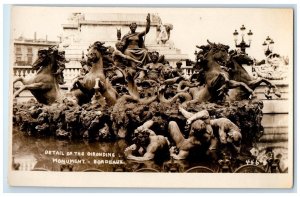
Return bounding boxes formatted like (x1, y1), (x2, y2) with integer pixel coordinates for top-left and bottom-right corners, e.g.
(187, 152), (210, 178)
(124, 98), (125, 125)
(13, 34), (60, 79)
(13, 34), (59, 66)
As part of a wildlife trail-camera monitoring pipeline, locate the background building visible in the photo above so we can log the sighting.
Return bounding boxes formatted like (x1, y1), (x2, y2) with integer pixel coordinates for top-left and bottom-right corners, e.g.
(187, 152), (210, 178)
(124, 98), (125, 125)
(60, 13), (189, 69)
(13, 33), (59, 78)
(13, 33), (59, 66)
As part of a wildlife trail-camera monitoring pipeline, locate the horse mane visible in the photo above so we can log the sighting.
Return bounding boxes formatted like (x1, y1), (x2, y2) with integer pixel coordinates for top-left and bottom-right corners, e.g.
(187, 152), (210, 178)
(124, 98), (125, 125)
(228, 53), (253, 81)
(32, 49), (49, 70)
(54, 50), (67, 72)
(195, 42), (229, 69)
(33, 46), (67, 75)
(211, 44), (229, 53)
(90, 41), (109, 55)
(206, 40), (229, 51)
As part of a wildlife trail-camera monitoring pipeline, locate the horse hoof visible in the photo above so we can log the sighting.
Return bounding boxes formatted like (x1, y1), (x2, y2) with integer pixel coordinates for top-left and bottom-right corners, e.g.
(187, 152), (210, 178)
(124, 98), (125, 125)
(274, 92), (281, 98)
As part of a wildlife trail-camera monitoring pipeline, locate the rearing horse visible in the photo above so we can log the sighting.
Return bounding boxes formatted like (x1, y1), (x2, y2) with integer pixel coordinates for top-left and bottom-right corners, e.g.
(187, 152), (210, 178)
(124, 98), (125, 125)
(13, 47), (63, 105)
(70, 41), (118, 106)
(226, 51), (281, 100)
(190, 40), (253, 103)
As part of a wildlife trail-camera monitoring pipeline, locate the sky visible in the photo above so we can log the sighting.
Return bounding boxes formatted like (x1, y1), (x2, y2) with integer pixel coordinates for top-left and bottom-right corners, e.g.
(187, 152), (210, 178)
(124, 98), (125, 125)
(11, 6), (293, 61)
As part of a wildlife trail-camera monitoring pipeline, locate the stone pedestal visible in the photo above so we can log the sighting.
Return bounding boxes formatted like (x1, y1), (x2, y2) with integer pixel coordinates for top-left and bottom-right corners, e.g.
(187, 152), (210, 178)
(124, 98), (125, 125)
(253, 80), (289, 162)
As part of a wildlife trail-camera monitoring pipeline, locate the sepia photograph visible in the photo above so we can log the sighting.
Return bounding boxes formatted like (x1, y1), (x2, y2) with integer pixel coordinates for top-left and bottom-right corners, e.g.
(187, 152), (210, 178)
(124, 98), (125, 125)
(8, 5), (293, 188)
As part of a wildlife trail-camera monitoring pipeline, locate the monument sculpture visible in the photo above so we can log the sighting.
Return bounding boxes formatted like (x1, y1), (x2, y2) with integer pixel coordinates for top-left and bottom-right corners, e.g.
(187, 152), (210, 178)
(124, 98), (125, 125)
(70, 41), (118, 106)
(12, 13), (287, 173)
(13, 46), (64, 104)
(225, 50), (281, 100)
(156, 23), (173, 44)
(121, 14), (151, 68)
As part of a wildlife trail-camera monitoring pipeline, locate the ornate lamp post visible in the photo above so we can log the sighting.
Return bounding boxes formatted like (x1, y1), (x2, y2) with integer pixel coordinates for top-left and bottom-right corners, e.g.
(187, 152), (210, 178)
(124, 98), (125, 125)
(233, 25), (253, 54)
(262, 36), (275, 56)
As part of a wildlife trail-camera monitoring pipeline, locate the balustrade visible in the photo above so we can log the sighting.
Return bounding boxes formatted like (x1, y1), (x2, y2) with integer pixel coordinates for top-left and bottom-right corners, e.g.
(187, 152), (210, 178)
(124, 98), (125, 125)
(14, 65), (196, 81)
(13, 66), (36, 78)
(13, 65), (81, 84)
(63, 68), (81, 83)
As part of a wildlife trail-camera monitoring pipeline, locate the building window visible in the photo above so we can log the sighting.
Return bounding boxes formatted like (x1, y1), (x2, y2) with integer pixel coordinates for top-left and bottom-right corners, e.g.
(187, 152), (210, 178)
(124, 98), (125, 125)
(27, 47), (33, 54)
(27, 55), (33, 64)
(27, 47), (33, 64)
(15, 47), (22, 55)
(16, 55), (22, 62)
(15, 46), (22, 65)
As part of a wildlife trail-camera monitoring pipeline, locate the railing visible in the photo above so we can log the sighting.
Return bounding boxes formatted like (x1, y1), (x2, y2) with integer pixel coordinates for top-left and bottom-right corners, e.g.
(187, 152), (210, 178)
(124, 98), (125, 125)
(13, 65), (81, 84)
(63, 67), (81, 83)
(13, 66), (36, 78)
(14, 65), (195, 82)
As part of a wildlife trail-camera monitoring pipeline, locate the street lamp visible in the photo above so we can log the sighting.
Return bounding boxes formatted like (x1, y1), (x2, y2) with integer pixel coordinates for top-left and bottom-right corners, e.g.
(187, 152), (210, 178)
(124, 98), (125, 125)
(233, 25), (253, 54)
(263, 36), (275, 56)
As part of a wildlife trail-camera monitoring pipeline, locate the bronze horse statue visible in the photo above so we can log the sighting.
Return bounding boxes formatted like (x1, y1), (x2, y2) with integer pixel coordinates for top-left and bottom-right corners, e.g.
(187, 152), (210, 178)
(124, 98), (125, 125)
(226, 50), (281, 100)
(70, 41), (118, 106)
(13, 47), (64, 105)
(187, 40), (254, 104)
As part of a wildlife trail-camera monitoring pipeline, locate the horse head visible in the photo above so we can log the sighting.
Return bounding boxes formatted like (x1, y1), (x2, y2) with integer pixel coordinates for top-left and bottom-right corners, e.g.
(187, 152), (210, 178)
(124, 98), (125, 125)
(87, 41), (108, 63)
(57, 50), (67, 63)
(32, 46), (66, 74)
(14, 46), (66, 104)
(206, 40), (230, 67)
(32, 49), (51, 70)
(194, 44), (211, 70)
(230, 50), (254, 66)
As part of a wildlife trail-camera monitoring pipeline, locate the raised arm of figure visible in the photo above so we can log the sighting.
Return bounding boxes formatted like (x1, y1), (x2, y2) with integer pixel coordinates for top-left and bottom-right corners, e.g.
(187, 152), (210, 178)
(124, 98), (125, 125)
(139, 13), (151, 37)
